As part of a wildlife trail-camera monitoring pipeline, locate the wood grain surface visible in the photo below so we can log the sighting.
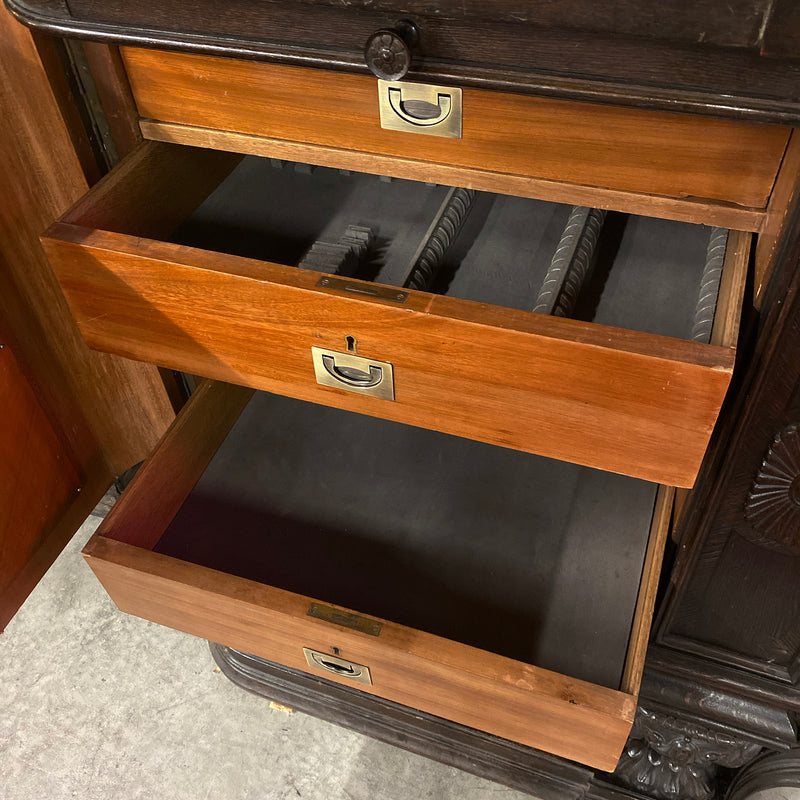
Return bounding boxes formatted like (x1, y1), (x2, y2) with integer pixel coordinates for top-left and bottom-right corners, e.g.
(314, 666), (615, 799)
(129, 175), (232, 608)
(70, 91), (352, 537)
(121, 48), (789, 211)
(98, 380), (254, 551)
(83, 381), (641, 770)
(43, 221), (738, 487)
(140, 120), (766, 232)
(21, 0), (800, 123)
(754, 132), (800, 308)
(81, 42), (144, 160)
(0, 8), (174, 624)
(620, 484), (675, 696)
(0, 10), (173, 476)
(711, 229), (750, 348)
(0, 339), (78, 627)
(84, 535), (635, 770)
(60, 139), (242, 239)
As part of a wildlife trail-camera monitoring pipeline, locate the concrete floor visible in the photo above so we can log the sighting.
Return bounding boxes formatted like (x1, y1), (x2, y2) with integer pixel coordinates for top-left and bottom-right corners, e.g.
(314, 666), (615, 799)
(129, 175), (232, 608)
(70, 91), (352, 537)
(1, 498), (534, 800)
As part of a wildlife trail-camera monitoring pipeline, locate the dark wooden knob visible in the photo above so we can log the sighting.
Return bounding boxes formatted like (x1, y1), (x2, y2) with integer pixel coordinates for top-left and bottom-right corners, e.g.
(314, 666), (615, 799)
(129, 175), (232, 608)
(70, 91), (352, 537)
(364, 20), (419, 81)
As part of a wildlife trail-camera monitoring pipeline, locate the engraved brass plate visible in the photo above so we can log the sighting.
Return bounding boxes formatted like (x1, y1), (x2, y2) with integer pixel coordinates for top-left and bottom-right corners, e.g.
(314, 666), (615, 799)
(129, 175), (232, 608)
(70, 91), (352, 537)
(302, 647), (373, 685)
(312, 347), (394, 401)
(378, 79), (462, 138)
(316, 275), (408, 303)
(307, 602), (383, 636)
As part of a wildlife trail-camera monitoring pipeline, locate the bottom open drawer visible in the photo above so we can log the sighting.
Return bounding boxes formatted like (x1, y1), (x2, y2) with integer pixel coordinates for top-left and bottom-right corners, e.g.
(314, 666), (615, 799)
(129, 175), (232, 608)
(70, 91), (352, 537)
(83, 380), (673, 771)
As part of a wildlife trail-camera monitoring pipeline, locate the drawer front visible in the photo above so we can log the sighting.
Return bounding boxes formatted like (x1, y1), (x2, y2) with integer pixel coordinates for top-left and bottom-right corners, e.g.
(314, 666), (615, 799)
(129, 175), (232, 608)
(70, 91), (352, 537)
(121, 47), (790, 212)
(82, 380), (674, 772)
(41, 141), (747, 488)
(44, 224), (735, 488)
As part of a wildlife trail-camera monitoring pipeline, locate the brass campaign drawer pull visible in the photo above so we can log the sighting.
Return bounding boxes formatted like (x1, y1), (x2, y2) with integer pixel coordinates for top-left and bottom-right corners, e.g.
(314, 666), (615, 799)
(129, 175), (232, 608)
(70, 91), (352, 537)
(378, 80), (462, 138)
(322, 355), (382, 388)
(311, 347), (395, 400)
(302, 648), (373, 685)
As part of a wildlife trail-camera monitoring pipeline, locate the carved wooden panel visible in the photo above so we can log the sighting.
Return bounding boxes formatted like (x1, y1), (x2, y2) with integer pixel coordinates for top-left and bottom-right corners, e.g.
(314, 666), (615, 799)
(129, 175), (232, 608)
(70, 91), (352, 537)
(744, 424), (800, 554)
(657, 190), (800, 690)
(615, 706), (762, 800)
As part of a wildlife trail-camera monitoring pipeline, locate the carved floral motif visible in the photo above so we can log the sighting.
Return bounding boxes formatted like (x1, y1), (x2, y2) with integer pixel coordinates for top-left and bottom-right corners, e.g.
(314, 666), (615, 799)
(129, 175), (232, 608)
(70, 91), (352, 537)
(615, 707), (762, 800)
(744, 424), (800, 554)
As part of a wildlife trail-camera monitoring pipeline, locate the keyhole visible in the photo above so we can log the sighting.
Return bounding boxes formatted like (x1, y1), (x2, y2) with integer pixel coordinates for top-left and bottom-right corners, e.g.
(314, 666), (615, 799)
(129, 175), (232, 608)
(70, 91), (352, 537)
(345, 335), (357, 353)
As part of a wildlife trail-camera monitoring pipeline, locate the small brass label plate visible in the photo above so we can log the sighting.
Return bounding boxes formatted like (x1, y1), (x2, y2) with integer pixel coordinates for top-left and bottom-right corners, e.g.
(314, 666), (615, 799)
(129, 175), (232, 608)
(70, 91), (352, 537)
(316, 276), (408, 303)
(302, 647), (373, 685)
(307, 602), (383, 636)
(312, 347), (394, 401)
(378, 79), (462, 138)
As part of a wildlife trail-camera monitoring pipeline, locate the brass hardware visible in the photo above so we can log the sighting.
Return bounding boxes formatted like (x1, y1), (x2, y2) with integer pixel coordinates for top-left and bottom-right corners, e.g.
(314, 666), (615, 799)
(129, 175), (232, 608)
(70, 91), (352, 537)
(316, 275), (408, 303)
(312, 347), (394, 401)
(378, 80), (462, 138)
(307, 603), (383, 636)
(302, 647), (373, 685)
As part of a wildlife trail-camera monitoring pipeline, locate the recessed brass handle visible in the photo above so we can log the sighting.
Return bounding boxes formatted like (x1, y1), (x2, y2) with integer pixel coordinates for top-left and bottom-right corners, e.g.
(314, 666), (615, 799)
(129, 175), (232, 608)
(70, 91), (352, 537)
(378, 80), (462, 139)
(387, 87), (452, 127)
(321, 354), (382, 388)
(311, 347), (394, 400)
(302, 647), (373, 685)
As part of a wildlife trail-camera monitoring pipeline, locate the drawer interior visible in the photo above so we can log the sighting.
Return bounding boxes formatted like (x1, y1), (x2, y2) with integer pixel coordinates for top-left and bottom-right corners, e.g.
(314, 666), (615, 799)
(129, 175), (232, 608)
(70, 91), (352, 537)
(172, 157), (721, 343)
(154, 390), (657, 690)
(84, 380), (673, 770)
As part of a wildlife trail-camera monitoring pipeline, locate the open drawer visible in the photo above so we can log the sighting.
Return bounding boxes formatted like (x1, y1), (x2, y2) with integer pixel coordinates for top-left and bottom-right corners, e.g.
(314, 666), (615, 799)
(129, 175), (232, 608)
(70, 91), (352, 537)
(42, 141), (749, 487)
(83, 380), (674, 771)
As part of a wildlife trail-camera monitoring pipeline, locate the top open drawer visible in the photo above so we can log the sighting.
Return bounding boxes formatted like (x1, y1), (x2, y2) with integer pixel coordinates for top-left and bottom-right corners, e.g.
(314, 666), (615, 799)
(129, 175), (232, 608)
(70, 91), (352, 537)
(41, 141), (748, 487)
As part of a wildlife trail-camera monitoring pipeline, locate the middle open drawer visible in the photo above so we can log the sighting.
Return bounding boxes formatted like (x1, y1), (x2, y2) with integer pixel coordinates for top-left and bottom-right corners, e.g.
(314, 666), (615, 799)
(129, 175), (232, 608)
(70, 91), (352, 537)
(42, 141), (748, 487)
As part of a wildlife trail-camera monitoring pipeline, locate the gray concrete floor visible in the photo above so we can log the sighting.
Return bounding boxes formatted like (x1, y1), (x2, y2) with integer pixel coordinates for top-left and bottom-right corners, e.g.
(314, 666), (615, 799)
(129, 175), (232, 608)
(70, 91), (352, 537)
(1, 499), (534, 800)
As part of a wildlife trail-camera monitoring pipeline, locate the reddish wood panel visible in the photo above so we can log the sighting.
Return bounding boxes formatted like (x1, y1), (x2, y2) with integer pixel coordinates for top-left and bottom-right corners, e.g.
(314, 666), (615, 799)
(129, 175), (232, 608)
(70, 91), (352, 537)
(0, 8), (174, 626)
(0, 342), (78, 625)
(122, 47), (789, 210)
(82, 43), (144, 160)
(755, 132), (800, 307)
(0, 10), (174, 476)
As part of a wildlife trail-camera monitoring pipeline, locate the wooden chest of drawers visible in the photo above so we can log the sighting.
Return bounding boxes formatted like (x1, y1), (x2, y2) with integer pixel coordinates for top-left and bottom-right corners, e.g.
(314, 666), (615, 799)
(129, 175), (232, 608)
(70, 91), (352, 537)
(5, 0), (800, 790)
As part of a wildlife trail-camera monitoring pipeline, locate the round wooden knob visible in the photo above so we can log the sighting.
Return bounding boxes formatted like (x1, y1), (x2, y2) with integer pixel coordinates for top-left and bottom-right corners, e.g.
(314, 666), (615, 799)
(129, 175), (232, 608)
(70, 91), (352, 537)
(364, 21), (419, 81)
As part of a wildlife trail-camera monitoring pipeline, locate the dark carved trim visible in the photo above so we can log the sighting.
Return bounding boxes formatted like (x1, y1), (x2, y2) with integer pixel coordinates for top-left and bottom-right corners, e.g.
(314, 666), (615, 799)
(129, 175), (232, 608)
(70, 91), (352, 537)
(641, 647), (800, 748)
(404, 187), (476, 291)
(655, 179), (800, 674)
(5, 0), (800, 124)
(744, 424), (800, 555)
(614, 707), (762, 800)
